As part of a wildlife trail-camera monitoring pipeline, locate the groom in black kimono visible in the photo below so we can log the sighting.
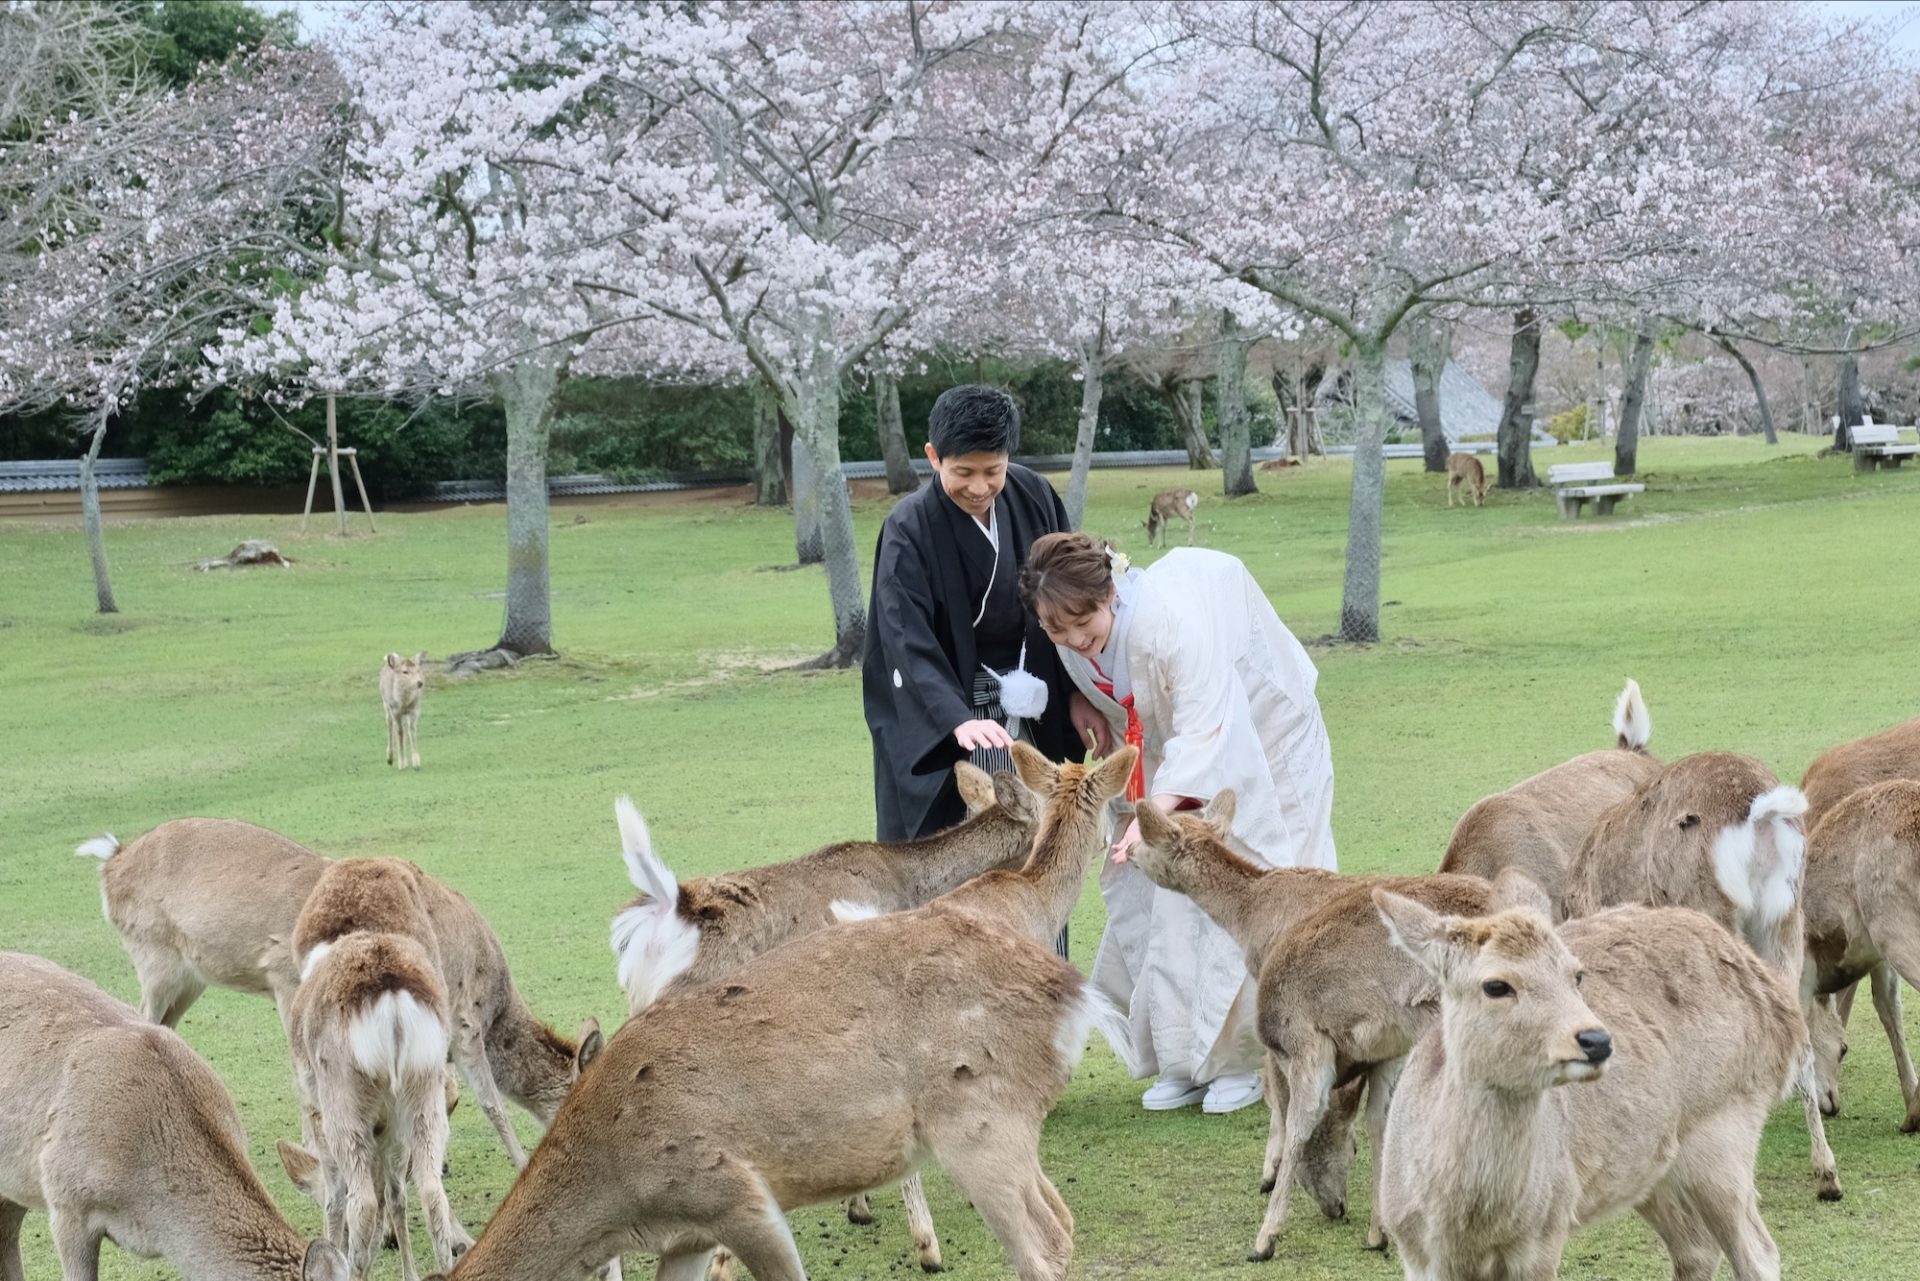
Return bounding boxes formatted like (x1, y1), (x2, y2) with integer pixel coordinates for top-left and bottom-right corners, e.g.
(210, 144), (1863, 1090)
(862, 386), (1106, 855)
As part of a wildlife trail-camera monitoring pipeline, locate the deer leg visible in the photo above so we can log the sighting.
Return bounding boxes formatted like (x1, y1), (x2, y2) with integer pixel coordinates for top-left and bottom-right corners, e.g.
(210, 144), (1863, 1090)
(1869, 955), (1920, 1130)
(1637, 1182), (1723, 1281)
(1794, 1049), (1844, 1199)
(407, 1083), (471, 1268)
(703, 1249), (737, 1281)
(844, 1192), (873, 1225)
(900, 1172), (944, 1272)
(1258, 1050), (1287, 1193)
(387, 711), (399, 767)
(342, 1141), (385, 1281)
(47, 1206), (101, 1281)
(0, 1199), (25, 1281)
(455, 1019), (531, 1168)
(709, 1180), (807, 1281)
(129, 943), (204, 1028)
(940, 1149), (1072, 1281)
(1248, 1042), (1337, 1262)
(409, 708), (422, 768)
(1362, 1059), (1402, 1250)
(1682, 1118), (1783, 1281)
(384, 1156), (420, 1281)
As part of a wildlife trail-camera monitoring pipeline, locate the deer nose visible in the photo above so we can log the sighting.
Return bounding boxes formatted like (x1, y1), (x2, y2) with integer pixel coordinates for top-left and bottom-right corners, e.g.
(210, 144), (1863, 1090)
(1575, 1029), (1612, 1064)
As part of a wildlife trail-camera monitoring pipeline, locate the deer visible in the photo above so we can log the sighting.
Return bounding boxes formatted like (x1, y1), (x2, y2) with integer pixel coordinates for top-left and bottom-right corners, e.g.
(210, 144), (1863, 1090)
(280, 918), (472, 1280)
(1372, 892), (1803, 1281)
(1437, 678), (1659, 918)
(1799, 778), (1920, 1132)
(422, 904), (1122, 1281)
(1564, 752), (1842, 1201)
(0, 951), (350, 1281)
(606, 757), (1058, 1276)
(1123, 796), (1503, 1256)
(383, 651), (427, 770)
(286, 857), (582, 1175)
(1443, 452), (1486, 507)
(1144, 487), (1199, 546)
(1800, 712), (1920, 828)
(75, 817), (328, 1028)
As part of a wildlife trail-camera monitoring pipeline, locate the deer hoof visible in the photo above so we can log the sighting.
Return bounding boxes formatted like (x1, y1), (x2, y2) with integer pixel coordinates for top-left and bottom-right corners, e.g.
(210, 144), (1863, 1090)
(1246, 1243), (1275, 1264)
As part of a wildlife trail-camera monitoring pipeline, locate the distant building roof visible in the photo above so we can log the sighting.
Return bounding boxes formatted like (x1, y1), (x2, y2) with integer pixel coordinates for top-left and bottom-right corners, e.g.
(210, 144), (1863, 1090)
(0, 458), (151, 493)
(1317, 358), (1547, 446)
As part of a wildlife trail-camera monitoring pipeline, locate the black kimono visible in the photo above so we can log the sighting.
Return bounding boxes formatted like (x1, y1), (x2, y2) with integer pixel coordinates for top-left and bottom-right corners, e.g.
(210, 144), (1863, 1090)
(862, 465), (1083, 841)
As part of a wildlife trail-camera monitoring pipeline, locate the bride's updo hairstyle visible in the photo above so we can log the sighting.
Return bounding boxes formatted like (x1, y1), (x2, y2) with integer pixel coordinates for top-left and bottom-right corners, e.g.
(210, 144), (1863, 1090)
(1020, 532), (1117, 627)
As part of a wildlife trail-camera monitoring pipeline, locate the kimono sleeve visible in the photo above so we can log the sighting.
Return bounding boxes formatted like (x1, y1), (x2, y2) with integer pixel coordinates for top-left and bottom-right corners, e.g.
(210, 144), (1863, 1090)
(871, 523), (974, 774)
(1136, 594), (1253, 803)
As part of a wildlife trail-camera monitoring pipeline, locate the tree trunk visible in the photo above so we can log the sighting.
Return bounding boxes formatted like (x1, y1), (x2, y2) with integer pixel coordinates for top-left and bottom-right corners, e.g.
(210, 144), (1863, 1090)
(784, 359), (866, 667)
(1160, 378), (1214, 469)
(1216, 310), (1257, 496)
(1065, 341), (1103, 530)
(1836, 343), (1864, 450)
(789, 431), (825, 565)
(325, 394), (347, 536)
(751, 382), (786, 505)
(1411, 319), (1451, 473)
(875, 372), (917, 495)
(1616, 328), (1655, 477)
(1712, 335), (1777, 445)
(79, 408), (118, 614)
(490, 356), (560, 657)
(1496, 308), (1541, 489)
(1339, 339), (1389, 643)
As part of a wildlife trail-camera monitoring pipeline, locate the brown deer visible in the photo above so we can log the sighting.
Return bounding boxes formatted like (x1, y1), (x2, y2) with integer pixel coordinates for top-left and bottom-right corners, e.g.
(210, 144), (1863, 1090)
(280, 916), (471, 1279)
(383, 651), (427, 769)
(1564, 754), (1842, 1200)
(1123, 797), (1501, 1256)
(608, 760), (1041, 1274)
(1437, 678), (1658, 917)
(1144, 487), (1199, 546)
(1373, 894), (1802, 1281)
(290, 857), (581, 1173)
(0, 951), (349, 1281)
(1800, 713), (1920, 828)
(76, 817), (327, 1028)
(1444, 452), (1487, 507)
(425, 906), (1117, 1281)
(1801, 779), (1920, 1131)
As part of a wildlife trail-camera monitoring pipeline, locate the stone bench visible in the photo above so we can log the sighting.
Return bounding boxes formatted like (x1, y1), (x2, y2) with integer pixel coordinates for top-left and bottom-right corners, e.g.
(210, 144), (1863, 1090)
(1548, 461), (1643, 520)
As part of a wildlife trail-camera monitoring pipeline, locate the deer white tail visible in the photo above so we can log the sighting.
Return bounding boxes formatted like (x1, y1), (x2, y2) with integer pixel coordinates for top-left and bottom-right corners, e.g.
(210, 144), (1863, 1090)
(610, 796), (699, 1012)
(75, 833), (120, 860)
(1060, 988), (1143, 1077)
(830, 900), (884, 923)
(1712, 785), (1808, 954)
(1612, 679), (1652, 752)
(1182, 492), (1199, 513)
(347, 990), (449, 1089)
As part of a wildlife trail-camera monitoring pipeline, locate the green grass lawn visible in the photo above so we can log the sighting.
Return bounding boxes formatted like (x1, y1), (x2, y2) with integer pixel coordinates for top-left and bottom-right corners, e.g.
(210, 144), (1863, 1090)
(3, 433), (1919, 1279)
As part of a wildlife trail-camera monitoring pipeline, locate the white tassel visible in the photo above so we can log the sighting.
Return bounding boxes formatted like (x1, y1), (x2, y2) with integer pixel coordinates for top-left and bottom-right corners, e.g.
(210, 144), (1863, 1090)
(984, 643), (1049, 741)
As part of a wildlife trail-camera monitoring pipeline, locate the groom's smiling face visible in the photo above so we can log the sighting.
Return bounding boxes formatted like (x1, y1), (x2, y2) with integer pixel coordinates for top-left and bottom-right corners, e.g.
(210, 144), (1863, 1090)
(925, 446), (1009, 518)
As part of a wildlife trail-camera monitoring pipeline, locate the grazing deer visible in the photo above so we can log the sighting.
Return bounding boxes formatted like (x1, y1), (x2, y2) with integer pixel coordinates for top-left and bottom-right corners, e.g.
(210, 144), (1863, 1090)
(0, 951), (349, 1281)
(1124, 796), (1500, 1255)
(1801, 779), (1920, 1132)
(383, 651), (427, 770)
(609, 760), (1045, 1275)
(294, 857), (581, 1173)
(609, 761), (1039, 1016)
(1565, 754), (1841, 1200)
(1144, 488), (1199, 546)
(424, 906), (1119, 1281)
(1437, 678), (1658, 917)
(281, 926), (471, 1280)
(1801, 713), (1920, 827)
(1444, 452), (1487, 507)
(1372, 894), (1802, 1281)
(76, 817), (327, 1028)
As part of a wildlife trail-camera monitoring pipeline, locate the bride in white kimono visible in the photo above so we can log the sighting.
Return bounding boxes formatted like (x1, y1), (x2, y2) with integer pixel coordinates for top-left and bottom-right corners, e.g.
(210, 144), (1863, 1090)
(1019, 533), (1337, 1113)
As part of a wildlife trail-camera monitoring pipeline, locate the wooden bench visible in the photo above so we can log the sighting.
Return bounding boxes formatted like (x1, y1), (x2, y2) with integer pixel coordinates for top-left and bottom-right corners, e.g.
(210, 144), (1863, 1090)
(1548, 461), (1643, 520)
(1847, 423), (1920, 473)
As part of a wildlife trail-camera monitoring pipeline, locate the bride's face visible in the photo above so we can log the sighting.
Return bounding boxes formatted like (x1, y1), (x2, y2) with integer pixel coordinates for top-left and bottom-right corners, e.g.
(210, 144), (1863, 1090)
(1039, 583), (1118, 658)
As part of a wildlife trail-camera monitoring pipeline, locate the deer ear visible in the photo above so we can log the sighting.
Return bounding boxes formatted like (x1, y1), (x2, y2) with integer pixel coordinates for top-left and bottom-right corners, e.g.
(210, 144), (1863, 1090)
(412, 650), (427, 665)
(1010, 741), (1058, 792)
(1491, 868), (1553, 921)
(1373, 889), (1461, 981)
(954, 762), (996, 815)
(385, 652), (401, 669)
(575, 1017), (603, 1078)
(992, 770), (1040, 823)
(1200, 789), (1236, 835)
(303, 1240), (350, 1281)
(278, 1138), (324, 1200)
(1089, 745), (1138, 799)
(1133, 797), (1179, 849)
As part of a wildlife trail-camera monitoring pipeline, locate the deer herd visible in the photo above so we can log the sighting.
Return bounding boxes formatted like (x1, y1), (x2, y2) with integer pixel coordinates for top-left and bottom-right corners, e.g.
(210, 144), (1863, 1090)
(10, 681), (1920, 1280)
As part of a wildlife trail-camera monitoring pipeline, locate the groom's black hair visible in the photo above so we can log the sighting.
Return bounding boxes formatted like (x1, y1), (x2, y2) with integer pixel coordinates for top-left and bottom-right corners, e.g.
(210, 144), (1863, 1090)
(928, 384), (1021, 458)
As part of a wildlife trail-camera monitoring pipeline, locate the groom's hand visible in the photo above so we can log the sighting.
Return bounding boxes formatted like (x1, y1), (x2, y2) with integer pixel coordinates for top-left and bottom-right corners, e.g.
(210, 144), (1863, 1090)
(954, 719), (1015, 752)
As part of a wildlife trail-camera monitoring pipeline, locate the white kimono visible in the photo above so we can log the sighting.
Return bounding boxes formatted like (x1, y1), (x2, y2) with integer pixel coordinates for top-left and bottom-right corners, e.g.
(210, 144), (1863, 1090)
(1059, 548), (1337, 1083)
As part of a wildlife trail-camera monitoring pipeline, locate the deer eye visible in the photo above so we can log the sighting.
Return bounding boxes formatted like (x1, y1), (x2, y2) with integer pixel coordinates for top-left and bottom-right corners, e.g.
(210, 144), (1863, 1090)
(1840, 1043), (1850, 1061)
(1481, 980), (1514, 999)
